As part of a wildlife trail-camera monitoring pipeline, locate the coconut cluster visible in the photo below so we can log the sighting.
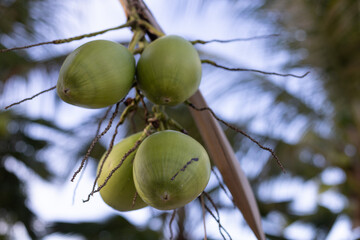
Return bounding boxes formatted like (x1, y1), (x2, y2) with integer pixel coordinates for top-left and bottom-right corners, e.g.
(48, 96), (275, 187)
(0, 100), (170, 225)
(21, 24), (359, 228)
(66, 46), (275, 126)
(57, 35), (210, 211)
(98, 130), (211, 211)
(56, 35), (201, 109)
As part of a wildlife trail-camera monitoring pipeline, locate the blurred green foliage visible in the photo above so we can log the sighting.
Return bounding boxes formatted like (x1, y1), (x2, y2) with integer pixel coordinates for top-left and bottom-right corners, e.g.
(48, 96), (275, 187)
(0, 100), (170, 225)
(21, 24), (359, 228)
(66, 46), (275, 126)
(0, 1), (162, 239)
(1, 0), (360, 239)
(243, 0), (360, 238)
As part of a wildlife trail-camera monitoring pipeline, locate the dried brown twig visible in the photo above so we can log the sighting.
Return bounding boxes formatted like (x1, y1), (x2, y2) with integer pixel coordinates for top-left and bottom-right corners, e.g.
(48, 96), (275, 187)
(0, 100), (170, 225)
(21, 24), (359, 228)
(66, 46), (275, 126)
(169, 209), (177, 240)
(211, 167), (234, 204)
(131, 190), (138, 208)
(95, 107), (114, 136)
(71, 102), (121, 182)
(72, 106), (113, 203)
(186, 101), (285, 172)
(190, 34), (280, 44)
(202, 192), (232, 240)
(202, 59), (310, 79)
(200, 194), (208, 240)
(4, 86), (56, 110)
(83, 123), (153, 202)
(0, 21), (134, 53)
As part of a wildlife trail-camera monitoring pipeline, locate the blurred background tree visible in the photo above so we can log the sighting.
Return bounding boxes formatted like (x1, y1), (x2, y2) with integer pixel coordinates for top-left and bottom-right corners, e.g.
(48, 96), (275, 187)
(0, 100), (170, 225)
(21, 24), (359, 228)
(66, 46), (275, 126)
(1, 0), (359, 239)
(248, 1), (360, 239)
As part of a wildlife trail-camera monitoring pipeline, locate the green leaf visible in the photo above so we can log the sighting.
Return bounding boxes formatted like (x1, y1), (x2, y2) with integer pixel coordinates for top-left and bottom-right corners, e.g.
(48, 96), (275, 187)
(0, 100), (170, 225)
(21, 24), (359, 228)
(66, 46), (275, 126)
(47, 216), (162, 240)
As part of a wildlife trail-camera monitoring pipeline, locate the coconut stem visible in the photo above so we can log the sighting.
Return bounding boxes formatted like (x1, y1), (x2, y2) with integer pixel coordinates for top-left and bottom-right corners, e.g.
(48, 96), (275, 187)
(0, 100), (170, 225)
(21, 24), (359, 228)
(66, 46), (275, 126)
(137, 19), (164, 38)
(167, 118), (188, 134)
(149, 105), (188, 133)
(128, 28), (145, 53)
(119, 96), (139, 124)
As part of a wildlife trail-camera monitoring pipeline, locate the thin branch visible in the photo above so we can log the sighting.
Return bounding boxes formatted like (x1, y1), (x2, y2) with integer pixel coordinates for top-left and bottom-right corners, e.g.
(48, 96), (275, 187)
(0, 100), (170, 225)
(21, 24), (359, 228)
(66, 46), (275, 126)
(167, 118), (188, 134)
(200, 194), (207, 240)
(135, 87), (149, 122)
(203, 204), (227, 240)
(71, 102), (121, 182)
(88, 102), (135, 199)
(94, 107), (113, 137)
(0, 21), (134, 53)
(203, 192), (220, 218)
(191, 34), (280, 45)
(202, 191), (232, 239)
(85, 116), (124, 202)
(72, 158), (88, 205)
(202, 59), (310, 79)
(186, 101), (285, 172)
(72, 107), (112, 203)
(131, 190), (138, 209)
(83, 124), (152, 202)
(202, 192), (232, 240)
(4, 86), (56, 109)
(169, 209), (177, 240)
(137, 19), (165, 38)
(211, 167), (234, 205)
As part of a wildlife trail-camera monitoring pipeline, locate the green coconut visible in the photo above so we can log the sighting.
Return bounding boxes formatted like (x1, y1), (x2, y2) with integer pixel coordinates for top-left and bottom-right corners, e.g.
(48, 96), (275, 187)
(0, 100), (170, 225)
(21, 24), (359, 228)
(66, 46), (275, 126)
(136, 35), (202, 106)
(57, 40), (135, 109)
(97, 132), (147, 211)
(133, 130), (210, 210)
